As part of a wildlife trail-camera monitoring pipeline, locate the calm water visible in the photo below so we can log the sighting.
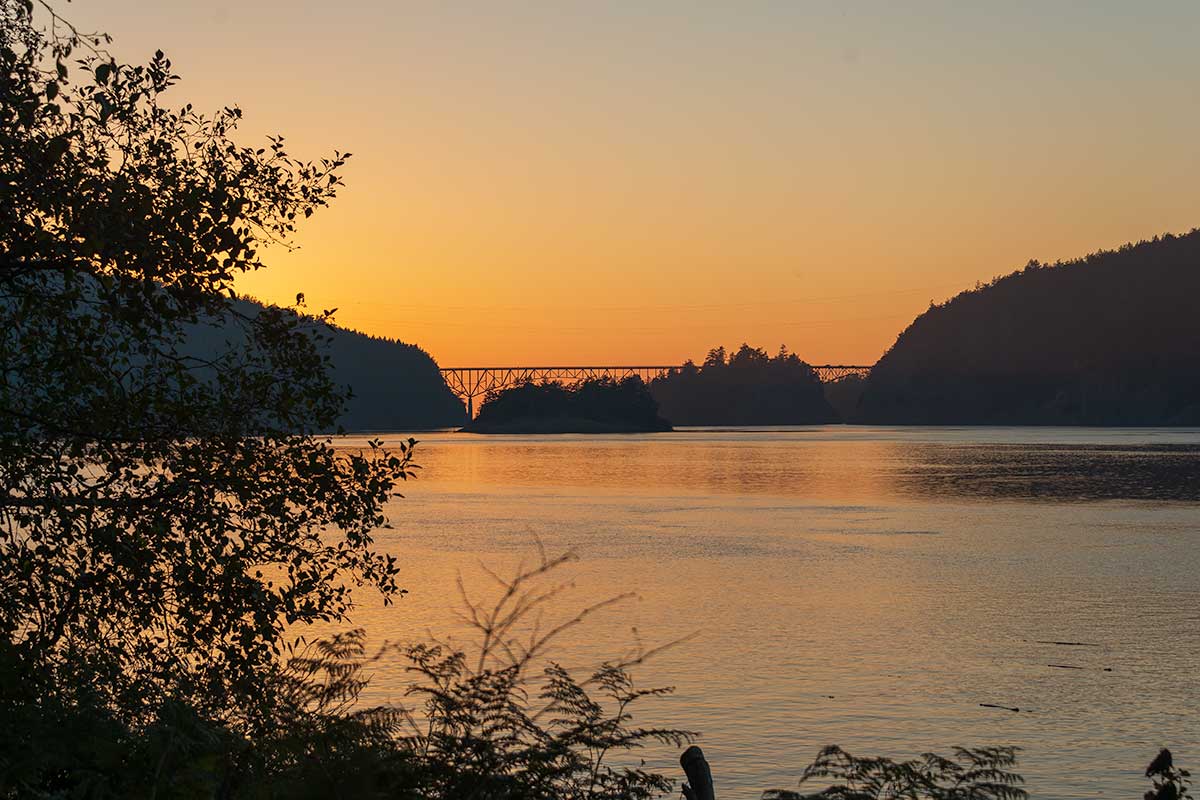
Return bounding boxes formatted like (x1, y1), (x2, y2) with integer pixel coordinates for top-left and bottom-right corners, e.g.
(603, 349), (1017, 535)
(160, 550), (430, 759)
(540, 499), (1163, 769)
(335, 427), (1200, 798)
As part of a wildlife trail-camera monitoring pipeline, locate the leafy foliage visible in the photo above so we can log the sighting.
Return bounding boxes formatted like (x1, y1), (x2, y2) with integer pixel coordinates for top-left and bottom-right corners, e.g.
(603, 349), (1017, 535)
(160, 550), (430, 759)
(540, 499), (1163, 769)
(0, 4), (687, 795)
(763, 745), (1027, 800)
(2, 550), (695, 799)
(391, 549), (694, 799)
(0, 0), (412, 731)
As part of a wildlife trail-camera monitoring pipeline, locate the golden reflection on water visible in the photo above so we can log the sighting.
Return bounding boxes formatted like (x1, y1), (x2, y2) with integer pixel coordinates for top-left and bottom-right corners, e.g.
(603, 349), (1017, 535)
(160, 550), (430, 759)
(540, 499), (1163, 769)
(410, 433), (895, 499)
(329, 427), (1200, 798)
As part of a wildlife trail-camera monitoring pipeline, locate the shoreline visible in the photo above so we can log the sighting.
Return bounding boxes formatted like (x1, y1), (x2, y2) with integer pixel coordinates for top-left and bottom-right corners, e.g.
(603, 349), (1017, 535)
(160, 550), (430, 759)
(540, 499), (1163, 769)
(460, 415), (673, 434)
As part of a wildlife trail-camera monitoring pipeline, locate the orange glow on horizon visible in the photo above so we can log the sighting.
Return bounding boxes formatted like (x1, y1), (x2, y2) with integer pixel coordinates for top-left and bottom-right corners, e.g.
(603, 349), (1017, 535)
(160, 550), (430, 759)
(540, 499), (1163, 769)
(69, 2), (1200, 366)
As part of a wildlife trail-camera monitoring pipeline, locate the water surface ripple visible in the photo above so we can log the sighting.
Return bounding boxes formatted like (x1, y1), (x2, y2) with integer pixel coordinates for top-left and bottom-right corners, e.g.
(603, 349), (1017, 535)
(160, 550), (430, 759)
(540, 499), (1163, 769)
(336, 426), (1200, 798)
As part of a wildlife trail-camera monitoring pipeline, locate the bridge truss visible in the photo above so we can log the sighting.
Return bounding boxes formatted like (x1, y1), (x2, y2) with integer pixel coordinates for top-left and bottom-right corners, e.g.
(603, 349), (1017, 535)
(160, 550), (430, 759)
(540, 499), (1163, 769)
(812, 365), (873, 382)
(440, 364), (871, 417)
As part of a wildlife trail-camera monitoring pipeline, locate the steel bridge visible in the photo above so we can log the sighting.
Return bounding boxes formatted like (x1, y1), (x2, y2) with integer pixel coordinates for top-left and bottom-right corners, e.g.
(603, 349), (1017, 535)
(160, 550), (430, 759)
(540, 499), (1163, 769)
(440, 364), (871, 417)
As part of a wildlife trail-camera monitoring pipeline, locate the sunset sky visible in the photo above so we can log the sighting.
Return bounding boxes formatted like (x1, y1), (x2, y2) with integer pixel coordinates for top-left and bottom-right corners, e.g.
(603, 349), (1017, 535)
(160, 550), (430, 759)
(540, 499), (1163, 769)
(71, 1), (1200, 365)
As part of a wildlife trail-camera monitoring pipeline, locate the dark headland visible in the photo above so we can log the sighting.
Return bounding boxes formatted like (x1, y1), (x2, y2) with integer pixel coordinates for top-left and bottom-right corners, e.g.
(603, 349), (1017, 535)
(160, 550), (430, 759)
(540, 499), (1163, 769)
(855, 230), (1200, 425)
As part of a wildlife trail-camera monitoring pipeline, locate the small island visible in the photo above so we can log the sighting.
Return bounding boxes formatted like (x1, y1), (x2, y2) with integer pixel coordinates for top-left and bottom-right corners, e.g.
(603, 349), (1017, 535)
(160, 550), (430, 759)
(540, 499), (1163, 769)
(462, 377), (673, 433)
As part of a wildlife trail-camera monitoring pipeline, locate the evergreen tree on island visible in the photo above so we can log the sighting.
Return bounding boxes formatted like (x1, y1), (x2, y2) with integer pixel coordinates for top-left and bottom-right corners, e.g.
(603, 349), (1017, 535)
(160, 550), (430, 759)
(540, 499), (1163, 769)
(651, 344), (839, 426)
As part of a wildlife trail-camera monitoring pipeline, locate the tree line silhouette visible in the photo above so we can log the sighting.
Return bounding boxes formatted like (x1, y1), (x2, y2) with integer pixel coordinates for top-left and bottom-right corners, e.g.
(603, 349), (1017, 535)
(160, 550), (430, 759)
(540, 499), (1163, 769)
(650, 344), (838, 426)
(319, 224), (1200, 430)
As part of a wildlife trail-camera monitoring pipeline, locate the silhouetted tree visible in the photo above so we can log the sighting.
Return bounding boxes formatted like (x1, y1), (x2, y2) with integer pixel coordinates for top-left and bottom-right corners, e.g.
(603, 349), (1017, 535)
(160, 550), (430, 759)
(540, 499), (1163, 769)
(651, 344), (837, 425)
(0, 0), (411, 735)
(704, 346), (727, 367)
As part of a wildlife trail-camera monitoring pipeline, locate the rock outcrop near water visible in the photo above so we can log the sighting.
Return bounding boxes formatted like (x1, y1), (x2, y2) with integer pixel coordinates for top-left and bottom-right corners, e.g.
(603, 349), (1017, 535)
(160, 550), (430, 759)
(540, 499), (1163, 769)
(857, 230), (1200, 425)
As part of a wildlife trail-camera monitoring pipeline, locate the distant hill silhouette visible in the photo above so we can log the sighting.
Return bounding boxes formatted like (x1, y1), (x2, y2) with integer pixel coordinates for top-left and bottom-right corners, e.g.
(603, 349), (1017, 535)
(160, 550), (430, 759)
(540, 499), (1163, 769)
(857, 230), (1200, 425)
(324, 324), (465, 431)
(650, 344), (838, 425)
(187, 298), (464, 431)
(464, 377), (671, 433)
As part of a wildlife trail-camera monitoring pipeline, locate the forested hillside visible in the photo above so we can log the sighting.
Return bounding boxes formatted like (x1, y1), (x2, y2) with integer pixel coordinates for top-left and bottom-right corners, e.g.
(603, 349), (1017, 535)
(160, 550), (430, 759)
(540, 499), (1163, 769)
(857, 231), (1200, 425)
(189, 299), (465, 430)
(325, 324), (465, 430)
